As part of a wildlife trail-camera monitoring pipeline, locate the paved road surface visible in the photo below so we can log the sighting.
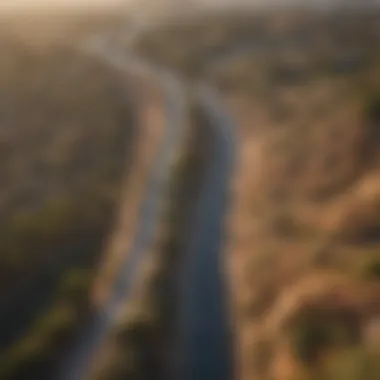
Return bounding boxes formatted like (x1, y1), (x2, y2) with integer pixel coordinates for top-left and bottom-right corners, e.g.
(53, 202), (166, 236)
(55, 47), (185, 380)
(57, 36), (236, 380)
(176, 84), (236, 380)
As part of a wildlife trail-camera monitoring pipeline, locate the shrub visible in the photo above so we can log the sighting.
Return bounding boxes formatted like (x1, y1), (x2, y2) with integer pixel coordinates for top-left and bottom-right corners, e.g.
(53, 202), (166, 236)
(114, 305), (156, 347)
(0, 333), (52, 380)
(57, 269), (93, 307)
(270, 209), (300, 237)
(364, 92), (380, 124)
(298, 348), (380, 380)
(288, 307), (361, 364)
(359, 255), (380, 281)
(323, 348), (380, 380)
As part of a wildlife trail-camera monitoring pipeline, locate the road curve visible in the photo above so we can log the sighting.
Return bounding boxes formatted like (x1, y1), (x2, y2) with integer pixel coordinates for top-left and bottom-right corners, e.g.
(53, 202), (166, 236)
(55, 48), (186, 380)
(176, 83), (236, 380)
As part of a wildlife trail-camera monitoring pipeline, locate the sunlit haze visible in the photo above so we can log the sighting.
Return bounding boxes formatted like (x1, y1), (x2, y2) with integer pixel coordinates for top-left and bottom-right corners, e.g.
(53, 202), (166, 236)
(0, 1), (379, 380)
(1, 0), (379, 13)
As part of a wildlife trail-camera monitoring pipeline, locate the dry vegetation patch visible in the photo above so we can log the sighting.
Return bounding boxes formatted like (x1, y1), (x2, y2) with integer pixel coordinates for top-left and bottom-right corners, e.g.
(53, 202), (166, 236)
(218, 13), (380, 380)
(0, 20), (140, 379)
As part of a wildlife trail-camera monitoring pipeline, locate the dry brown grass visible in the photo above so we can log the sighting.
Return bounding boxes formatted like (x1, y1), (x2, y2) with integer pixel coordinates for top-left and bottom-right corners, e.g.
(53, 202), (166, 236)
(223, 53), (380, 380)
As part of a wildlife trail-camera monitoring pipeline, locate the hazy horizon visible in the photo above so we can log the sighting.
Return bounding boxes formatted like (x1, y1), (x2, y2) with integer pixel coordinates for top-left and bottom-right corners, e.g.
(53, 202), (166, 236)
(1, 0), (378, 12)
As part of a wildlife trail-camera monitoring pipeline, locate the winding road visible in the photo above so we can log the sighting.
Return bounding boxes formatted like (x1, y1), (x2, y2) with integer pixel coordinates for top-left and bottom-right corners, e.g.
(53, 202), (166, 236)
(56, 33), (236, 380)
(56, 45), (186, 380)
(176, 83), (236, 380)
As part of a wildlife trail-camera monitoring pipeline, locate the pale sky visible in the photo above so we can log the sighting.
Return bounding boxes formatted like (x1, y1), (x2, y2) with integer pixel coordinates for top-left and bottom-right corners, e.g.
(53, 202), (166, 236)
(0, 0), (378, 12)
(0, 0), (130, 10)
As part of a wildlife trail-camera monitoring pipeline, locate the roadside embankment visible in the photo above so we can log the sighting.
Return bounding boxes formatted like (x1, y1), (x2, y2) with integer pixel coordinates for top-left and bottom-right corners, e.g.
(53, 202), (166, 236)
(91, 76), (165, 309)
(88, 97), (212, 380)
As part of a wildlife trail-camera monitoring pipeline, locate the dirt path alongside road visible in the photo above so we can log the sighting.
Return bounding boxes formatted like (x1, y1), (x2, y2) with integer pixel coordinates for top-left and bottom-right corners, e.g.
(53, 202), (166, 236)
(92, 78), (165, 308)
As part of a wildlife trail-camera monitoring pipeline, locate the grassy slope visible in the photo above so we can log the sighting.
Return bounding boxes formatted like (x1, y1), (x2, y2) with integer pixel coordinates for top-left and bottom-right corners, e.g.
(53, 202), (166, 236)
(0, 17), (137, 379)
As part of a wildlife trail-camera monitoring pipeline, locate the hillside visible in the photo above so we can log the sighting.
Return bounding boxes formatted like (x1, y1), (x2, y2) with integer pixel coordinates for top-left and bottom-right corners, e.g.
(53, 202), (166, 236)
(216, 11), (380, 380)
(0, 20), (138, 379)
(134, 8), (380, 380)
